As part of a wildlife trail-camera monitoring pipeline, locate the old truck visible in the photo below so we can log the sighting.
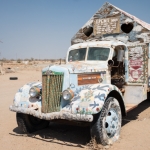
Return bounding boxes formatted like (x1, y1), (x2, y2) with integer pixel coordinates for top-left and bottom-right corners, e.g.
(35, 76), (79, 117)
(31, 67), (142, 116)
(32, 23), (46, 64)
(9, 2), (150, 146)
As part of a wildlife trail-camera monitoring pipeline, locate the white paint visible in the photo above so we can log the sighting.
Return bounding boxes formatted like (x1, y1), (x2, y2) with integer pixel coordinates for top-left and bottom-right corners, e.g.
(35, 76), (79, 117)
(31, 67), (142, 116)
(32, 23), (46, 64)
(133, 25), (143, 32)
(116, 34), (129, 43)
(124, 18), (133, 24)
(124, 85), (147, 104)
(136, 32), (150, 42)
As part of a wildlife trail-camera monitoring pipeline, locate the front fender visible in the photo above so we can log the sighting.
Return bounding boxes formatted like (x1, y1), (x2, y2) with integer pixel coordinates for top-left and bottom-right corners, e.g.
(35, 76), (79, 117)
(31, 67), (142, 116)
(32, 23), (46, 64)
(13, 82), (42, 109)
(62, 84), (124, 115)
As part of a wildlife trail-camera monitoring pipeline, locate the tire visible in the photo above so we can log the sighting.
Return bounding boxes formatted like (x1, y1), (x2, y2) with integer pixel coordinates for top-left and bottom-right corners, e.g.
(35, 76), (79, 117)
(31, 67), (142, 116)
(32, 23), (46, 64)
(90, 97), (122, 145)
(16, 113), (49, 133)
(147, 92), (150, 100)
(10, 77), (18, 80)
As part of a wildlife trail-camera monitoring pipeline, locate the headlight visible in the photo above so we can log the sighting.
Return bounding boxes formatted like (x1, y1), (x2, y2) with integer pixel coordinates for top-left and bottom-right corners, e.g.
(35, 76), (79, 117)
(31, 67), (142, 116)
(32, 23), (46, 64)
(29, 86), (40, 98)
(62, 89), (74, 100)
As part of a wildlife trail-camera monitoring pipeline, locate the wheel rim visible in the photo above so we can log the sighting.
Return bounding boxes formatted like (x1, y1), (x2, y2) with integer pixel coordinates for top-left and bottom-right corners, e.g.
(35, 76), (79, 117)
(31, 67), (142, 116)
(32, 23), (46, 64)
(105, 108), (120, 138)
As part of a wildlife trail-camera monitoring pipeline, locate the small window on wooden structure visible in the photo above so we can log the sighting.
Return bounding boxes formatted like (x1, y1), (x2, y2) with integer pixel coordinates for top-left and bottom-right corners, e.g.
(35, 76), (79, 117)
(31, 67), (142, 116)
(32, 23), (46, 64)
(121, 23), (133, 33)
(83, 26), (93, 37)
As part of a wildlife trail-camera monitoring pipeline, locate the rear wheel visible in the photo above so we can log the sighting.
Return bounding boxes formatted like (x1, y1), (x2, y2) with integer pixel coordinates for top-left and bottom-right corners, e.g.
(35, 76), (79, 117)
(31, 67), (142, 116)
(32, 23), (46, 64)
(147, 92), (150, 100)
(16, 113), (49, 133)
(90, 97), (122, 145)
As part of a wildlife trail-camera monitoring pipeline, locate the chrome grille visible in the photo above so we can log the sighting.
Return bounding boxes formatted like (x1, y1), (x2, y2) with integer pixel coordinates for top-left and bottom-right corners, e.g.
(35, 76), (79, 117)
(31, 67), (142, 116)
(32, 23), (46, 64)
(42, 74), (63, 113)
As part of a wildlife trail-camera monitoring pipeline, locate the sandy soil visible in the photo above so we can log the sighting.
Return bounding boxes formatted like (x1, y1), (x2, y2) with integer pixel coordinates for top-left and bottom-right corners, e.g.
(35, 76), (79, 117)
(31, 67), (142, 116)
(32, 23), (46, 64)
(0, 70), (150, 150)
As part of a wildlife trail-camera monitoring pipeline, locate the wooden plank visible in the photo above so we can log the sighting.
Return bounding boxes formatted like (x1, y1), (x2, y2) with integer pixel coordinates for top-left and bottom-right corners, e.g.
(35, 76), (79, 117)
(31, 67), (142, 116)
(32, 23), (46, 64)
(93, 16), (120, 35)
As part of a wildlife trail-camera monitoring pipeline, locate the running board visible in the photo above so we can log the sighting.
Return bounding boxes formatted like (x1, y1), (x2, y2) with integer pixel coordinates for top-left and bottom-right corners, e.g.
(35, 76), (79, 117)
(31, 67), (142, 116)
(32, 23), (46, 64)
(125, 104), (138, 112)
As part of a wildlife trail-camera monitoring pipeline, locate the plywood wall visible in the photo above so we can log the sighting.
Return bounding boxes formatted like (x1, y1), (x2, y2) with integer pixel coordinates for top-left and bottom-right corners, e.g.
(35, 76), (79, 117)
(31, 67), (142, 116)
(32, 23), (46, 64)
(71, 2), (150, 46)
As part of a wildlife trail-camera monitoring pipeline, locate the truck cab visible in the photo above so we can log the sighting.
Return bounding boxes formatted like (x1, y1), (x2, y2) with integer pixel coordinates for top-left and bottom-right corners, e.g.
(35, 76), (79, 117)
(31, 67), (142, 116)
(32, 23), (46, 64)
(67, 41), (126, 90)
(10, 40), (129, 145)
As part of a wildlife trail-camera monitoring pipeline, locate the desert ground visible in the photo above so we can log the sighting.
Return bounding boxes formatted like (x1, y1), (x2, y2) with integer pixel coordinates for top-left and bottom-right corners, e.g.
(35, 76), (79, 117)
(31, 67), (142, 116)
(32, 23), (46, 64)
(0, 61), (150, 150)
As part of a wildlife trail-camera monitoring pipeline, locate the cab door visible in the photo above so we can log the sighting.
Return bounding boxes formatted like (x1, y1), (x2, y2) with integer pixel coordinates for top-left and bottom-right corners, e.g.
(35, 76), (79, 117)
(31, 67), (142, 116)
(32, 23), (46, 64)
(127, 44), (148, 84)
(124, 44), (148, 105)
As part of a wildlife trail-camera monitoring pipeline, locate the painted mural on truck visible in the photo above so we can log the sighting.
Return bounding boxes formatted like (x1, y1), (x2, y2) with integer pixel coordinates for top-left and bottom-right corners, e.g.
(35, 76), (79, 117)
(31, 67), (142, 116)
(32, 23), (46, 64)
(128, 44), (148, 83)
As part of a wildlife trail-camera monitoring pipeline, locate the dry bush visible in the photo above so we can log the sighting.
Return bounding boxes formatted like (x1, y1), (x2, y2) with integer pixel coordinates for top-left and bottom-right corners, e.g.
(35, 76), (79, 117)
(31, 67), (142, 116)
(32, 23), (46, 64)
(50, 59), (56, 63)
(86, 138), (103, 150)
(28, 62), (33, 65)
(1, 58), (12, 63)
(17, 59), (22, 63)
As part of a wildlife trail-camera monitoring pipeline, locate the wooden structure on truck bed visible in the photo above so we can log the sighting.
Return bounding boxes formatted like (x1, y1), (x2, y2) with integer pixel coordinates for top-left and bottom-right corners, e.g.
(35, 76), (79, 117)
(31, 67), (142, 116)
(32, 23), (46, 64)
(71, 2), (150, 46)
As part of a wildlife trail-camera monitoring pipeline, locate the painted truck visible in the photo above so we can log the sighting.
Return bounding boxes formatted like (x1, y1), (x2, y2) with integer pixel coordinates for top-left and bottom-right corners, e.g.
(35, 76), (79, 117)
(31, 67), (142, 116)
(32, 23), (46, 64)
(9, 2), (150, 146)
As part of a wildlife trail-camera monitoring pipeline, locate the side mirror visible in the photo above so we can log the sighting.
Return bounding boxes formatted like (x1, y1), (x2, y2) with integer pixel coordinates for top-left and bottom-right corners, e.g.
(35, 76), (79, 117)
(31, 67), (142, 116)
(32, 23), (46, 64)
(117, 50), (124, 62)
(108, 60), (114, 66)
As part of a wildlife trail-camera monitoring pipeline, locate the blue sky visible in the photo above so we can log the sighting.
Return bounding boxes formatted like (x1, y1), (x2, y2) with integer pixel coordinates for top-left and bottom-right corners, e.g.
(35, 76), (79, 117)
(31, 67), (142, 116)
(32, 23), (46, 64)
(0, 0), (150, 60)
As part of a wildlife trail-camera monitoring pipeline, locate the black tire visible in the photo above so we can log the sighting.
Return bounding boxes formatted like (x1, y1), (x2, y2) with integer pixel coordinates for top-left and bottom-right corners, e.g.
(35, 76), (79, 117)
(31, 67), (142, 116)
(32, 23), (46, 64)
(16, 113), (49, 133)
(10, 77), (18, 80)
(147, 92), (150, 100)
(90, 97), (122, 145)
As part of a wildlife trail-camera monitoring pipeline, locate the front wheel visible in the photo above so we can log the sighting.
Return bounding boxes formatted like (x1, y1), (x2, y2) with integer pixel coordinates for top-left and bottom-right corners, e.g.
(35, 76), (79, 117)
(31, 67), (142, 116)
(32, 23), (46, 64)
(16, 113), (49, 133)
(90, 97), (122, 145)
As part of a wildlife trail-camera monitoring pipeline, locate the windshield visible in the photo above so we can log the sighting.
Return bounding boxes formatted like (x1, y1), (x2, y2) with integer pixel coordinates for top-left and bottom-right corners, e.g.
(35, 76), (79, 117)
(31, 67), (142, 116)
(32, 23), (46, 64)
(87, 47), (110, 61)
(68, 48), (86, 62)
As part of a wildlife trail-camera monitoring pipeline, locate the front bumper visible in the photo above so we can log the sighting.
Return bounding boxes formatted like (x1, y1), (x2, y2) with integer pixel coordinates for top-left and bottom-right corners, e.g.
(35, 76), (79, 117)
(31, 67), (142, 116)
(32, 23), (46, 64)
(9, 105), (93, 122)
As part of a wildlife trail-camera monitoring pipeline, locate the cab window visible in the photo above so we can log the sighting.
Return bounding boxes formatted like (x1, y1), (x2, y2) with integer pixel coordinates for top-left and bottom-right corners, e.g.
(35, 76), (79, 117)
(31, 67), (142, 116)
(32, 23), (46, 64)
(87, 47), (110, 61)
(68, 48), (86, 62)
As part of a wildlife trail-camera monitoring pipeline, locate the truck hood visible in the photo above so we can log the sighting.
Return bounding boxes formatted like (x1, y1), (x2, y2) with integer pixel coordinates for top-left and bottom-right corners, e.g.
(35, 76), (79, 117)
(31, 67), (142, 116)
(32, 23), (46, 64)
(42, 61), (108, 74)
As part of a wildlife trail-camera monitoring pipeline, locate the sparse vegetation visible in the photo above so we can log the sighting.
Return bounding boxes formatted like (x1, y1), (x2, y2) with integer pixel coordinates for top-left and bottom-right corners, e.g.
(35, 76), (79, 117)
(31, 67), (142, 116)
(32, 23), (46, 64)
(17, 59), (22, 63)
(0, 58), (65, 63)
(1, 58), (11, 63)
(86, 138), (102, 150)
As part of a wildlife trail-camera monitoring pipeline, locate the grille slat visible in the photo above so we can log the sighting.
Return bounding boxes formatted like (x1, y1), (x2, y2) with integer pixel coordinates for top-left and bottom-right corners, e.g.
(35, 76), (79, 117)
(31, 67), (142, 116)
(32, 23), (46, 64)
(42, 74), (63, 113)
(48, 75), (52, 113)
(41, 76), (47, 113)
(46, 75), (50, 113)
(56, 75), (60, 110)
(53, 76), (57, 111)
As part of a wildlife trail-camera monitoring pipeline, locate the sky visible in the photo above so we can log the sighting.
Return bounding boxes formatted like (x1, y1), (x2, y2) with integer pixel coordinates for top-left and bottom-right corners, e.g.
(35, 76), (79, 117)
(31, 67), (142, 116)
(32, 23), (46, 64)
(0, 0), (150, 60)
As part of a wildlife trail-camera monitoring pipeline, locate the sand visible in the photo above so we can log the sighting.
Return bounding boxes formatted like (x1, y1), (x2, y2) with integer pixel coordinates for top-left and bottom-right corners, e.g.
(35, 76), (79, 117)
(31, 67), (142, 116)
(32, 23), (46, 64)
(0, 69), (150, 150)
